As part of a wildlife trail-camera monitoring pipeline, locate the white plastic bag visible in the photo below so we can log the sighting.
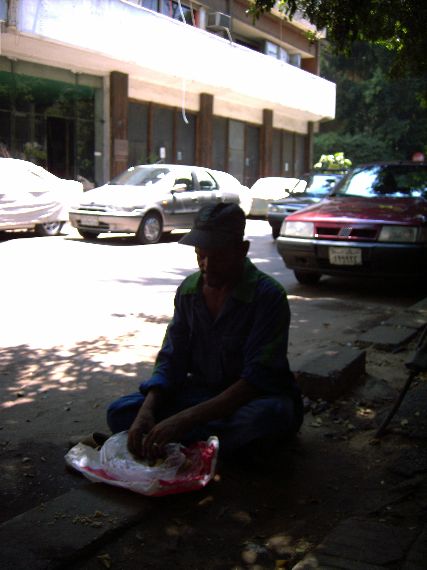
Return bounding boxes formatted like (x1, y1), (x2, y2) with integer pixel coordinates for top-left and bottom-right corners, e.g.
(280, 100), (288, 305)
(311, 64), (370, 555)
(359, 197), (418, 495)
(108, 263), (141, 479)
(65, 431), (219, 496)
(100, 431), (186, 483)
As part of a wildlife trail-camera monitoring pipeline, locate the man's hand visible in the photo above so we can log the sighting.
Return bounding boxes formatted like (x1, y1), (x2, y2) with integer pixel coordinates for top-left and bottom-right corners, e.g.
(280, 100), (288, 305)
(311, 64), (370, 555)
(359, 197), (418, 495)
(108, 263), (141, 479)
(141, 412), (194, 459)
(127, 407), (156, 458)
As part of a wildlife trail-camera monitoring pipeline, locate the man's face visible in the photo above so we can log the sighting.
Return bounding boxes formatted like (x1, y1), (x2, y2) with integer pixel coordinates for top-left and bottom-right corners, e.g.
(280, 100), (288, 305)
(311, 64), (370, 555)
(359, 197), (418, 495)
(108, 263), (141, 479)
(195, 243), (247, 288)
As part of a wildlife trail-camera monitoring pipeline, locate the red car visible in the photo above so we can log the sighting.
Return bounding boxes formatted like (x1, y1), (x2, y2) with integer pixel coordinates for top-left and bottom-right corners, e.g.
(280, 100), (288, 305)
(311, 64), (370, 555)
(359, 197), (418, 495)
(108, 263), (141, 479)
(276, 162), (427, 284)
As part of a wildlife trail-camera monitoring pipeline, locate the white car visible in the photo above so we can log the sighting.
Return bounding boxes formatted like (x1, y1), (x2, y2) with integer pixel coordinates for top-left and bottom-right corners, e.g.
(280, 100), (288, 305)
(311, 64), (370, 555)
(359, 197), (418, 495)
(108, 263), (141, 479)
(69, 164), (252, 244)
(0, 158), (84, 236)
(249, 176), (303, 217)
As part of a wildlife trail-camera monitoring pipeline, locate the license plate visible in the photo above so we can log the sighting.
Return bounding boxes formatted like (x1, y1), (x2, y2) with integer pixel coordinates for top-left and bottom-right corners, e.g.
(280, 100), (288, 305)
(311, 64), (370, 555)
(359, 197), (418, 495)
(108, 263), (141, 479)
(329, 246), (362, 266)
(80, 215), (98, 226)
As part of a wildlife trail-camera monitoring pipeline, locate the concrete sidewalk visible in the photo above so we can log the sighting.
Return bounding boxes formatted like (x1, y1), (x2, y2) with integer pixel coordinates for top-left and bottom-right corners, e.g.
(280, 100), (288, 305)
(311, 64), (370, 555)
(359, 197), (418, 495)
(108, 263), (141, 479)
(1, 298), (426, 569)
(1, 484), (153, 570)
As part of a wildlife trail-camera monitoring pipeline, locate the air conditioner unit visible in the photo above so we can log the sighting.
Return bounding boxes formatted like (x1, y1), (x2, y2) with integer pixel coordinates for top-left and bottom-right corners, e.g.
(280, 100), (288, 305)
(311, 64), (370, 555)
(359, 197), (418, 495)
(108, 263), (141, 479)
(207, 12), (231, 32)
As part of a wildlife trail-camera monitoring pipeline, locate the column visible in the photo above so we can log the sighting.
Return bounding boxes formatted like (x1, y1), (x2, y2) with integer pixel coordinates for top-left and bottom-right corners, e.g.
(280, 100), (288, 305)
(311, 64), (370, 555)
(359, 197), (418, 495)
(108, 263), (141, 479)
(197, 93), (213, 167)
(110, 71), (128, 178)
(261, 109), (273, 177)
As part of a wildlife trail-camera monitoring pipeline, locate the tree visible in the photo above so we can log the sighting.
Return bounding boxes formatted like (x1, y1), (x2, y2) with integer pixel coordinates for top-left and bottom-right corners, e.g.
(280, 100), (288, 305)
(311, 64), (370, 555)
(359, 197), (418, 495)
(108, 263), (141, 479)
(314, 41), (427, 163)
(247, 1), (427, 77)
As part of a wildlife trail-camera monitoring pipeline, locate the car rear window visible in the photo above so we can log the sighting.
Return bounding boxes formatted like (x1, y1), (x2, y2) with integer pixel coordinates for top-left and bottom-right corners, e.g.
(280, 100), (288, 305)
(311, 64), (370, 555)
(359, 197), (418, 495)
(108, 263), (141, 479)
(334, 164), (427, 199)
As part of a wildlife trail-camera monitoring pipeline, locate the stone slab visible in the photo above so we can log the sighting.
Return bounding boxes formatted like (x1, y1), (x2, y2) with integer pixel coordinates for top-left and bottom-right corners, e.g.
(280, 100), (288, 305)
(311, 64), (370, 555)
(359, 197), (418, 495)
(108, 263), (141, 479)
(292, 347), (366, 401)
(357, 325), (418, 349)
(294, 517), (417, 569)
(382, 313), (427, 330)
(403, 526), (427, 570)
(407, 298), (427, 315)
(388, 447), (427, 477)
(292, 552), (385, 569)
(393, 382), (427, 439)
(0, 483), (151, 570)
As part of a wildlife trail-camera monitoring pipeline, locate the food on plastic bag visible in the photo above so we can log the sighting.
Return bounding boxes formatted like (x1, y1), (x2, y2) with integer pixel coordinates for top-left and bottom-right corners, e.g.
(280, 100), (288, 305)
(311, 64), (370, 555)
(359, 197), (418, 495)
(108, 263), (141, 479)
(65, 431), (219, 496)
(100, 432), (187, 483)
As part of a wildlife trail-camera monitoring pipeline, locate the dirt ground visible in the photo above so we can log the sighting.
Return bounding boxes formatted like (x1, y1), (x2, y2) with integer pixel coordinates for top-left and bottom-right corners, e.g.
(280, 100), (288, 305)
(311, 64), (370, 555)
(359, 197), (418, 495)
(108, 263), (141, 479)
(61, 345), (427, 570)
(2, 333), (426, 569)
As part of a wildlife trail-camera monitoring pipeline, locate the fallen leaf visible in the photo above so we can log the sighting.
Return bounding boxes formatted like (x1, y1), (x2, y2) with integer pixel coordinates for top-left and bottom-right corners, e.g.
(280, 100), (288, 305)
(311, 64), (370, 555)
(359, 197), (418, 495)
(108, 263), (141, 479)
(97, 553), (112, 568)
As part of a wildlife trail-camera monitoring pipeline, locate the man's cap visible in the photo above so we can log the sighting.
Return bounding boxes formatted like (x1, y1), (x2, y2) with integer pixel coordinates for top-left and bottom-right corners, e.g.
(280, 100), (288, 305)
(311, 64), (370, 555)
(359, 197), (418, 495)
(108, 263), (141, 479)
(179, 203), (246, 249)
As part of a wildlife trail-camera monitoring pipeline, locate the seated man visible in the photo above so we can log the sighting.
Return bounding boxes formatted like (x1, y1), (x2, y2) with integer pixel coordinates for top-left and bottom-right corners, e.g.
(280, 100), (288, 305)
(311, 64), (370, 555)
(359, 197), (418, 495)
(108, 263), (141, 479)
(107, 203), (303, 460)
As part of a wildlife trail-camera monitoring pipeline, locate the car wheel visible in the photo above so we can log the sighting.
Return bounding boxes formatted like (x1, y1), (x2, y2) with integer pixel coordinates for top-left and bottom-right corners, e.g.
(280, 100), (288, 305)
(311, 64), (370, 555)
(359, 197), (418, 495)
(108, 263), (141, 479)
(136, 212), (163, 244)
(294, 270), (321, 285)
(77, 229), (100, 240)
(272, 226), (280, 239)
(35, 221), (64, 236)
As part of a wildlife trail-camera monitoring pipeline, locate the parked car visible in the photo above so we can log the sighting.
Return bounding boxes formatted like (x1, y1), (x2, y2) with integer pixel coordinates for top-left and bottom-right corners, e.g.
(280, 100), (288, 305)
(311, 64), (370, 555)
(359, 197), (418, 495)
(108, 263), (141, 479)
(0, 158), (84, 236)
(276, 162), (427, 284)
(69, 164), (252, 244)
(248, 177), (301, 217)
(267, 171), (345, 238)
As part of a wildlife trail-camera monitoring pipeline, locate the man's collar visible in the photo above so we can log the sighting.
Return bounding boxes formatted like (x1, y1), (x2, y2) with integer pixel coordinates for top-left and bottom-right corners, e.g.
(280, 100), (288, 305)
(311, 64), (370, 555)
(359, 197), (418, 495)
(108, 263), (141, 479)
(181, 258), (258, 303)
(232, 258), (258, 303)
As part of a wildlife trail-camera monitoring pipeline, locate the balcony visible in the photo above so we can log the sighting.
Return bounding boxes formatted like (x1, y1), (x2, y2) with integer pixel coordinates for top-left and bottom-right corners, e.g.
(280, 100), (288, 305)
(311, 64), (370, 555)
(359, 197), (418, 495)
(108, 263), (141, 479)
(3, 0), (335, 124)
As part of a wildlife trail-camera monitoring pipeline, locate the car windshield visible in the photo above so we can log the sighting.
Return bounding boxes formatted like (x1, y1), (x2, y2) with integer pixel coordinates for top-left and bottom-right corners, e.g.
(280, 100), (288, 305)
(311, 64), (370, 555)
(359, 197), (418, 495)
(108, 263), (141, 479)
(302, 173), (343, 197)
(108, 166), (171, 186)
(333, 164), (427, 199)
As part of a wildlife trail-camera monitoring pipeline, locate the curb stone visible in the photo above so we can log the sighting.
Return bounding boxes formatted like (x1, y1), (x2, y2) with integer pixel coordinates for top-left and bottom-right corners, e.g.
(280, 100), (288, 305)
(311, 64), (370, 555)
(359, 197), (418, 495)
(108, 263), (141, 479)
(0, 484), (152, 570)
(292, 346), (366, 401)
(292, 518), (425, 570)
(357, 324), (418, 349)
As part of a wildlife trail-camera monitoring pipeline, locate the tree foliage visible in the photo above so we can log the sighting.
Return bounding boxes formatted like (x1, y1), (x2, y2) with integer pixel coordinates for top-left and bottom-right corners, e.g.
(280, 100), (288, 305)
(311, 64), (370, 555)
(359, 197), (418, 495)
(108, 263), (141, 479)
(247, 0), (427, 77)
(313, 151), (352, 170)
(314, 42), (427, 163)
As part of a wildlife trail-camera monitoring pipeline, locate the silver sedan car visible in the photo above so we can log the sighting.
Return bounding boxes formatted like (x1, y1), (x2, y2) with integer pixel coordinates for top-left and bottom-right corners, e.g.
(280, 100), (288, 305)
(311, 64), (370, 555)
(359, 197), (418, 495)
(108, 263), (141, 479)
(69, 164), (252, 244)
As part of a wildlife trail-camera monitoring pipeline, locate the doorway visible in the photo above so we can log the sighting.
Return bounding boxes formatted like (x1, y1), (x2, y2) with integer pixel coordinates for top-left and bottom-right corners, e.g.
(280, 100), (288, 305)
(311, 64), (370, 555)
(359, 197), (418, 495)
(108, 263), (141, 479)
(47, 116), (75, 179)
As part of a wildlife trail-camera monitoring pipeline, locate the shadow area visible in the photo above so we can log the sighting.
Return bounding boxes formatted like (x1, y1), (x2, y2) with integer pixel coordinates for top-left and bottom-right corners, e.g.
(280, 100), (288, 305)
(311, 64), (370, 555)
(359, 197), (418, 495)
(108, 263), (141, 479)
(294, 274), (426, 302)
(0, 337), (154, 523)
(64, 231), (187, 247)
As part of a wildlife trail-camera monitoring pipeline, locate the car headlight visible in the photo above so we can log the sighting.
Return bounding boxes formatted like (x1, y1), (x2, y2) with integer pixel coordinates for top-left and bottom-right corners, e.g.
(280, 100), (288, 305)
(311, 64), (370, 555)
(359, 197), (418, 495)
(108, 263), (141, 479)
(107, 205), (138, 213)
(378, 225), (419, 243)
(282, 220), (314, 238)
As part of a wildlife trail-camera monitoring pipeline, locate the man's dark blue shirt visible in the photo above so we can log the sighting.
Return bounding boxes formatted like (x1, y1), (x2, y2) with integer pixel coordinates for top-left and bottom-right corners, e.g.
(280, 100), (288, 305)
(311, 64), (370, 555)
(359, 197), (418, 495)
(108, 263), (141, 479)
(140, 258), (298, 404)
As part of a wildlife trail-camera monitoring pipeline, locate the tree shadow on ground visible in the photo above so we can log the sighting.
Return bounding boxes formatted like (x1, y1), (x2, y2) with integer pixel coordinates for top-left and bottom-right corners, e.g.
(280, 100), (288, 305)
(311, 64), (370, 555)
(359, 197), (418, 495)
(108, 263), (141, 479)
(0, 334), (156, 523)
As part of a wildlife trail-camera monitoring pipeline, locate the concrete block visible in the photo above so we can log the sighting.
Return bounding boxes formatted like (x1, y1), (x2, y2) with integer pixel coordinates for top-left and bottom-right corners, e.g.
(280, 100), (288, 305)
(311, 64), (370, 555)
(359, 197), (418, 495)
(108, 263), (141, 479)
(403, 526), (427, 570)
(408, 297), (427, 315)
(318, 518), (415, 565)
(291, 347), (366, 401)
(292, 552), (385, 569)
(294, 518), (417, 569)
(382, 313), (427, 330)
(357, 325), (417, 349)
(0, 483), (151, 570)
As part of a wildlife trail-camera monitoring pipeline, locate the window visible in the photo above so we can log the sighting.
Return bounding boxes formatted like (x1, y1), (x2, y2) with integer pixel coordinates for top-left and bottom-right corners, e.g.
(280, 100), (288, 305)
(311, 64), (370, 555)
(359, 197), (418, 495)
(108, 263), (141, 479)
(138, 1), (195, 25)
(196, 169), (218, 190)
(160, 1), (195, 24)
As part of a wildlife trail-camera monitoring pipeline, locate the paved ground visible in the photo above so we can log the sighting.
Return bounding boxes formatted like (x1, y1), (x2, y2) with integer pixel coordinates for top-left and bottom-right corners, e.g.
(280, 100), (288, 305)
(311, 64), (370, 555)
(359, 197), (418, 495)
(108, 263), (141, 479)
(2, 297), (426, 569)
(1, 223), (426, 569)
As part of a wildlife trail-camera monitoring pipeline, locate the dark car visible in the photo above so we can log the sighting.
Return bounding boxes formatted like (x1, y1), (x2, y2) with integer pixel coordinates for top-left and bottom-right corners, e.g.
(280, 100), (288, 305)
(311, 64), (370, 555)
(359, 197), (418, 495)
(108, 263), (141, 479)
(276, 162), (427, 284)
(267, 171), (345, 238)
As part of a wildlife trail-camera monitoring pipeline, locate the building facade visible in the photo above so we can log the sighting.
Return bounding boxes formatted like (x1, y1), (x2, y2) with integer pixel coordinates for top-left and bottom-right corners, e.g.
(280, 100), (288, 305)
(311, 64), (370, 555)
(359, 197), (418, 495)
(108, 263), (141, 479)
(0, 0), (335, 187)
